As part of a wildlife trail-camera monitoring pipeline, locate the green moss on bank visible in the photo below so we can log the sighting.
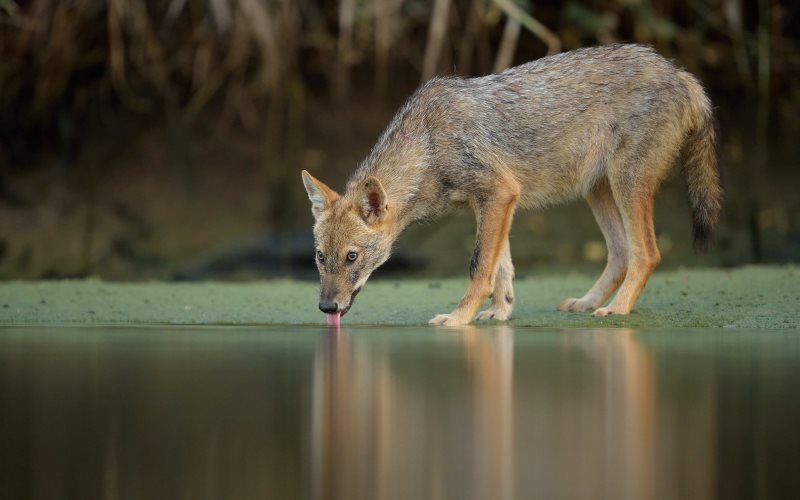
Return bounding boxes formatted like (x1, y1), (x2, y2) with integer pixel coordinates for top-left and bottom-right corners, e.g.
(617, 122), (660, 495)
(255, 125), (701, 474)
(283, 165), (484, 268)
(0, 266), (797, 328)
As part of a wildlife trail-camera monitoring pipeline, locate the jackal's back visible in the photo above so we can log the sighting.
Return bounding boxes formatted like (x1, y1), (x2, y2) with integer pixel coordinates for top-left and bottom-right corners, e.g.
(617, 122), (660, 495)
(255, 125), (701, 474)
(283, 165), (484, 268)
(351, 44), (718, 221)
(434, 45), (699, 203)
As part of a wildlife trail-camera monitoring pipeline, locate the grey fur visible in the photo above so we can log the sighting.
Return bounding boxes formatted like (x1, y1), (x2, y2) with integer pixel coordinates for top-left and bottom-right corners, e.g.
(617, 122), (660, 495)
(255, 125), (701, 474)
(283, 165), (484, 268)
(346, 44), (719, 224)
(306, 43), (722, 325)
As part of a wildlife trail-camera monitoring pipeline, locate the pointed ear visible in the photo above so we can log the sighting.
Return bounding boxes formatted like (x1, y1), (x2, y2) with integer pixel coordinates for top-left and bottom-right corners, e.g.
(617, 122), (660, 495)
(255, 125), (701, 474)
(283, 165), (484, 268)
(301, 170), (339, 219)
(358, 176), (388, 224)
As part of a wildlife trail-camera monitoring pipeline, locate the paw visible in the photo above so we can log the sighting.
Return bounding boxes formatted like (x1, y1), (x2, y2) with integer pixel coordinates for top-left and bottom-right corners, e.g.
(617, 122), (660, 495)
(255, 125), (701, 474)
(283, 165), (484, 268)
(429, 313), (470, 326)
(592, 306), (630, 318)
(557, 297), (596, 312)
(475, 307), (512, 321)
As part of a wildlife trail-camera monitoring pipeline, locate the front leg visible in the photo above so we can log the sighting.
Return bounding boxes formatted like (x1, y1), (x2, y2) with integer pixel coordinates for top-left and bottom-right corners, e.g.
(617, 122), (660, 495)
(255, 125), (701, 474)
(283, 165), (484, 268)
(475, 239), (514, 320)
(430, 186), (519, 327)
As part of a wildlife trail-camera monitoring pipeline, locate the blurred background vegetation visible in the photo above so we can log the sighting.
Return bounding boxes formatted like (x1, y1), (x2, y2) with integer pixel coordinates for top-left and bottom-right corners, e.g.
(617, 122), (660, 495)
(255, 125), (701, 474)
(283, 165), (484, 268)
(0, 0), (798, 280)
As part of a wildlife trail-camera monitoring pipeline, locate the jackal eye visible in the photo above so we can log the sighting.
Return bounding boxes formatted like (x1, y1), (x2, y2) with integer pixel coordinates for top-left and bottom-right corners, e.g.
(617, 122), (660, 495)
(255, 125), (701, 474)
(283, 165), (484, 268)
(346, 251), (358, 262)
(316, 251), (325, 263)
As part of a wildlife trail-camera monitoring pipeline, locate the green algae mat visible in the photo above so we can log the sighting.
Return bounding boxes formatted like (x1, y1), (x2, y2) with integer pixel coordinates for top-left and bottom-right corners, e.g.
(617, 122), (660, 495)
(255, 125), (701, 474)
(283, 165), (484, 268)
(1, 266), (797, 328)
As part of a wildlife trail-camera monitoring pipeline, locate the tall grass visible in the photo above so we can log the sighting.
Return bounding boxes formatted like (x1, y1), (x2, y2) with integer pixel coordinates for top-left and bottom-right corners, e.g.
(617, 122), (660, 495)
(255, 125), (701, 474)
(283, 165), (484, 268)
(0, 0), (794, 159)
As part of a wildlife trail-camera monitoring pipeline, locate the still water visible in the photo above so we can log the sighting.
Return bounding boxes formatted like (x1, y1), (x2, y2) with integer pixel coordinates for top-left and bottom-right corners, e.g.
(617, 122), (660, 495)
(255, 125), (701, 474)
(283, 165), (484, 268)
(1, 326), (799, 500)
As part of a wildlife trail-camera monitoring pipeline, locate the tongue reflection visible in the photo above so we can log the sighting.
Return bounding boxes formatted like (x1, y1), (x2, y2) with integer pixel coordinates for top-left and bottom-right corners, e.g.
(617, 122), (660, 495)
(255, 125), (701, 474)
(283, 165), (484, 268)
(326, 312), (341, 327)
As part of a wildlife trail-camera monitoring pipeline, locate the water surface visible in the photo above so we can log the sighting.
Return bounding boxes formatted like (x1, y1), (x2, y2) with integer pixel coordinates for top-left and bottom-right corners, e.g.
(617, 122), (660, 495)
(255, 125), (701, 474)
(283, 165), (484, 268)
(1, 326), (799, 500)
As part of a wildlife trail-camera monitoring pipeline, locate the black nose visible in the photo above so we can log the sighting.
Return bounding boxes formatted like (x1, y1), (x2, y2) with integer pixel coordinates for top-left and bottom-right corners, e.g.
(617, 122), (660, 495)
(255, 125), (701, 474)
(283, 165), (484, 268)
(319, 300), (338, 313)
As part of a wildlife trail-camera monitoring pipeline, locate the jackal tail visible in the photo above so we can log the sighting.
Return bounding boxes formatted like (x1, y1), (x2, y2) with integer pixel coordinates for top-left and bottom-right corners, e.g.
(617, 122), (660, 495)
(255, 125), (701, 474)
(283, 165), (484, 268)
(681, 74), (723, 251)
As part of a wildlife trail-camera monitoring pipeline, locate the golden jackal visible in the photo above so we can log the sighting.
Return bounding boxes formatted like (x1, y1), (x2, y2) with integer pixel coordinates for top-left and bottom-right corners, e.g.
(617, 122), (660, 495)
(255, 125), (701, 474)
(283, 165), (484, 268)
(302, 44), (722, 326)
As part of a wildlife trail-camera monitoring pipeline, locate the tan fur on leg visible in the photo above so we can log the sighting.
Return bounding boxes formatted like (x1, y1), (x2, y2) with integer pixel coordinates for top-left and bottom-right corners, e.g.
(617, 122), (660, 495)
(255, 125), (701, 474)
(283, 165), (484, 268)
(476, 239), (515, 321)
(431, 181), (519, 326)
(594, 194), (660, 317)
(559, 180), (628, 312)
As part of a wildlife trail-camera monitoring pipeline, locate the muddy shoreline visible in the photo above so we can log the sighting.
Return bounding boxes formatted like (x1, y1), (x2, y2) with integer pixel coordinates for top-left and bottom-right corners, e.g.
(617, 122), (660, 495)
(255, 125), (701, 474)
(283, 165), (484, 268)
(1, 266), (797, 329)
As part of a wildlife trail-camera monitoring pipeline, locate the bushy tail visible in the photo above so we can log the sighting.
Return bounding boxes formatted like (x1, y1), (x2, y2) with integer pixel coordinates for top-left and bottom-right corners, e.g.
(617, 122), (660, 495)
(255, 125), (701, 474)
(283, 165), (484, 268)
(682, 76), (723, 251)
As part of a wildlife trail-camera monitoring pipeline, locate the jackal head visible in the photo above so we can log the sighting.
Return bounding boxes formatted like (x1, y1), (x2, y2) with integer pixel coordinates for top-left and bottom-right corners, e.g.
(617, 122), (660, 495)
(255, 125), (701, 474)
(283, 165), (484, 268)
(301, 170), (393, 321)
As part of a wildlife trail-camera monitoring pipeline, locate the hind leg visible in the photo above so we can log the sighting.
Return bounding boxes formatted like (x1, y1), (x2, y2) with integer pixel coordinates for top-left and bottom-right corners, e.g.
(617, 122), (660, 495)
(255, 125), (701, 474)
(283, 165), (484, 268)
(558, 180), (628, 312)
(594, 192), (660, 317)
(476, 239), (515, 321)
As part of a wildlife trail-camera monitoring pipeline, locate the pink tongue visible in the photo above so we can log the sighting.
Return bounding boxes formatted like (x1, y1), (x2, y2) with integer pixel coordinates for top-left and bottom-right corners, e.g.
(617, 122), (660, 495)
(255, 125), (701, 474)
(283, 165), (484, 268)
(326, 312), (341, 327)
